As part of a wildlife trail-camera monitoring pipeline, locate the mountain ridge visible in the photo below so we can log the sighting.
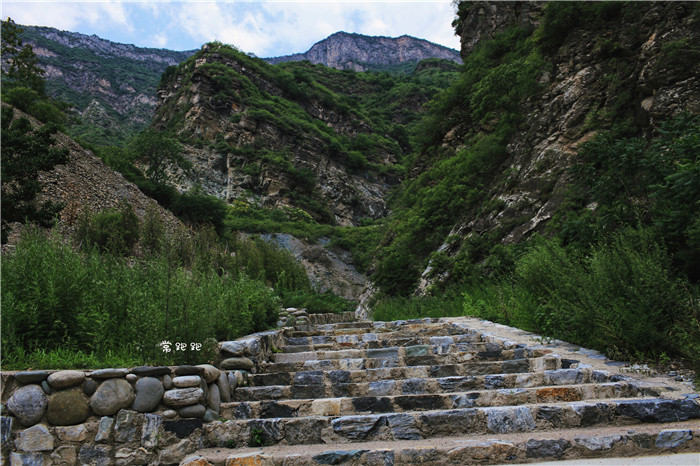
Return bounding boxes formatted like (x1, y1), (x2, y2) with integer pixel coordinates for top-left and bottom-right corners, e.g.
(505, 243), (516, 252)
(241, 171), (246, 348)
(265, 30), (462, 72)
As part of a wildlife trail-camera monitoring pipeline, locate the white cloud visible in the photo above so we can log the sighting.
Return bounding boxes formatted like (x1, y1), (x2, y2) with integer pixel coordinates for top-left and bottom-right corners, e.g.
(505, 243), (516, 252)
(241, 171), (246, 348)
(1, 1), (132, 33)
(1, 1), (460, 56)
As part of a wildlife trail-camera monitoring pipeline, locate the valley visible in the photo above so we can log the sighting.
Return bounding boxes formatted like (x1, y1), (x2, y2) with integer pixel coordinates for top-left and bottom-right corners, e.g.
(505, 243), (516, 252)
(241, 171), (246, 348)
(2, 1), (699, 376)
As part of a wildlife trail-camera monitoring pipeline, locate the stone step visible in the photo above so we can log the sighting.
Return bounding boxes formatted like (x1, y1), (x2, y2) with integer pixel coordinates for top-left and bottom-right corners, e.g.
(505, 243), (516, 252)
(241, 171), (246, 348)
(186, 421), (700, 465)
(223, 381), (643, 419)
(240, 366), (628, 401)
(288, 318), (471, 338)
(239, 368), (632, 401)
(197, 397), (700, 448)
(270, 345), (550, 365)
(251, 358), (574, 387)
(259, 354), (559, 375)
(281, 333), (484, 352)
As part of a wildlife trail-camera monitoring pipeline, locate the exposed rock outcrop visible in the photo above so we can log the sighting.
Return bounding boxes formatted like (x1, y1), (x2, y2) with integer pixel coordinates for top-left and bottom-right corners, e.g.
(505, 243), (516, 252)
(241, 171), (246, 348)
(153, 46), (399, 226)
(415, 1), (700, 294)
(266, 32), (461, 71)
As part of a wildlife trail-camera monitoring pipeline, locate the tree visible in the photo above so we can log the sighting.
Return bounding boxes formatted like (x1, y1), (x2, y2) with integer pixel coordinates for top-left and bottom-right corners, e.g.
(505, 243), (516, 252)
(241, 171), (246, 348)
(130, 130), (190, 184)
(1, 106), (69, 242)
(1, 18), (46, 94)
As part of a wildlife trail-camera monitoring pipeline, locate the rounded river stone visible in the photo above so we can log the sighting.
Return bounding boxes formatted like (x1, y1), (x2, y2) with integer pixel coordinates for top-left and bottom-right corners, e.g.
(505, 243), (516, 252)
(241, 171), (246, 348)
(47, 370), (85, 389)
(47, 389), (90, 425)
(178, 404), (206, 418)
(7, 385), (48, 427)
(162, 388), (204, 407)
(196, 364), (220, 383)
(172, 376), (201, 388)
(14, 371), (48, 385)
(220, 357), (254, 371)
(132, 377), (164, 413)
(90, 379), (135, 416)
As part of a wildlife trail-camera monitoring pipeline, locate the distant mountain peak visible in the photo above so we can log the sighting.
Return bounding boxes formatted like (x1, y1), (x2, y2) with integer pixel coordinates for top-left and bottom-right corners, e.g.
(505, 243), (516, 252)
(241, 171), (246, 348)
(265, 31), (461, 72)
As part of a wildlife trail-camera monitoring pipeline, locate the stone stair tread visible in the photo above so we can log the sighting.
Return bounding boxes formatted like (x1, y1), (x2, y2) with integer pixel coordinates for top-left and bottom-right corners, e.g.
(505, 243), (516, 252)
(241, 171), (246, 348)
(237, 368), (641, 402)
(271, 347), (548, 365)
(258, 355), (559, 374)
(205, 397), (699, 447)
(186, 421), (700, 465)
(249, 367), (628, 389)
(222, 381), (645, 418)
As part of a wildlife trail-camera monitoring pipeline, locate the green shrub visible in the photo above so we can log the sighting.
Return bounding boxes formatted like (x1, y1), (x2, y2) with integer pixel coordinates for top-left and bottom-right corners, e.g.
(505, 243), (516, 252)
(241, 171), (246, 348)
(76, 202), (139, 255)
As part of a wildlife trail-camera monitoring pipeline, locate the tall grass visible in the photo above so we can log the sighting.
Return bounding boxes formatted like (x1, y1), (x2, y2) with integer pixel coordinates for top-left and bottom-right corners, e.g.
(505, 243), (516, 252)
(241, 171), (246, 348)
(1, 229), (280, 369)
(462, 229), (700, 368)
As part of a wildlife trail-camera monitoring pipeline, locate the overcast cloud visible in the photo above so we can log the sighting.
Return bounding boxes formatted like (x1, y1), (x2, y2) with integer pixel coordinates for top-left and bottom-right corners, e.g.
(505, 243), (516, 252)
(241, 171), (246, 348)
(1, 1), (461, 57)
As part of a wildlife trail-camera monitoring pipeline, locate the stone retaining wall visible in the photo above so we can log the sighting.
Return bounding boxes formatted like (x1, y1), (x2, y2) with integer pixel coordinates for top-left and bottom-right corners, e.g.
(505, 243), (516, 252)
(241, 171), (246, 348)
(0, 329), (286, 465)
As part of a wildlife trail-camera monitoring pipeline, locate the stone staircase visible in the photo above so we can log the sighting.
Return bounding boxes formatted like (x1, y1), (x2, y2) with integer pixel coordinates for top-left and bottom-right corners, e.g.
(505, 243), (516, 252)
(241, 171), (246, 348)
(184, 317), (700, 465)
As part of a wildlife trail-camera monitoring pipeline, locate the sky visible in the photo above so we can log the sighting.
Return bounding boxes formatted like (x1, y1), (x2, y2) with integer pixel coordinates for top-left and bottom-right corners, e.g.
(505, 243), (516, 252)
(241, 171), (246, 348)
(1, 1), (462, 58)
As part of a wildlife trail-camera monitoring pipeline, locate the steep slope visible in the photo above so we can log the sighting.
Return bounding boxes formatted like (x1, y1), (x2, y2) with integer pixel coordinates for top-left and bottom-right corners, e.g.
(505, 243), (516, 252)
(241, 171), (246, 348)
(152, 43), (456, 226)
(266, 31), (461, 72)
(18, 25), (196, 145)
(370, 1), (700, 296)
(1, 103), (185, 246)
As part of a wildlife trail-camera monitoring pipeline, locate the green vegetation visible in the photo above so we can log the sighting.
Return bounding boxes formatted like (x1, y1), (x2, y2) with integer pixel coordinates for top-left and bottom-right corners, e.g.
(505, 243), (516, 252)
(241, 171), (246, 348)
(1, 205), (332, 369)
(366, 3), (700, 371)
(372, 23), (543, 295)
(1, 19), (68, 126)
(0, 106), (68, 243)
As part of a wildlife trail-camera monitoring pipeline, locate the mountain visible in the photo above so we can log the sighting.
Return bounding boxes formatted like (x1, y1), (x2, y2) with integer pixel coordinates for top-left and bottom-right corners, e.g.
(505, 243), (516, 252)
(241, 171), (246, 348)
(369, 1), (700, 296)
(152, 43), (457, 226)
(265, 31), (462, 72)
(17, 25), (196, 145)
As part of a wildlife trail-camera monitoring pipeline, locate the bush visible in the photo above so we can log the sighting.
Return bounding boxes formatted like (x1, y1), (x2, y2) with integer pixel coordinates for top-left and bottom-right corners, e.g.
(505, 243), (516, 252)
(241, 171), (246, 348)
(76, 202), (139, 255)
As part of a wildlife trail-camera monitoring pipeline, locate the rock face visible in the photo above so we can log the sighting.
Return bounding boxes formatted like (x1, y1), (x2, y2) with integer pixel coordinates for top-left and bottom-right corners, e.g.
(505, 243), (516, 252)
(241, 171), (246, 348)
(19, 24), (196, 144)
(414, 1), (700, 294)
(153, 44), (400, 227)
(454, 1), (544, 58)
(266, 31), (461, 72)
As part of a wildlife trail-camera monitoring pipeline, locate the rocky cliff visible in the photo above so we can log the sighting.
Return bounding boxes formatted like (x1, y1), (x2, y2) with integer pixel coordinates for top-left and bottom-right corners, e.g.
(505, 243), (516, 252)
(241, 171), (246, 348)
(407, 1), (700, 294)
(18, 25), (196, 145)
(266, 31), (461, 72)
(152, 43), (412, 226)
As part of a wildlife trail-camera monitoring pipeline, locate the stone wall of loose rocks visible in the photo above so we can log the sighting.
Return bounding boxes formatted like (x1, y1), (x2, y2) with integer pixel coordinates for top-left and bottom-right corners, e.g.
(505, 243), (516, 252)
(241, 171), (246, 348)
(0, 329), (286, 465)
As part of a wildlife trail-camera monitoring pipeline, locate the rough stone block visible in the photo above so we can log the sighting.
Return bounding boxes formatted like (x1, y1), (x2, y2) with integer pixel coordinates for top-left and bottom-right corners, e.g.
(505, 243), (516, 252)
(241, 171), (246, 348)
(283, 417), (327, 445)
(312, 450), (367, 465)
(9, 452), (44, 466)
(486, 407), (535, 434)
(331, 414), (386, 440)
(78, 445), (111, 466)
(95, 416), (113, 443)
(55, 424), (88, 442)
(419, 409), (478, 436)
(114, 409), (141, 443)
(387, 413), (422, 440)
(525, 439), (570, 458)
(141, 413), (162, 448)
(655, 429), (693, 448)
(14, 424), (54, 452)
